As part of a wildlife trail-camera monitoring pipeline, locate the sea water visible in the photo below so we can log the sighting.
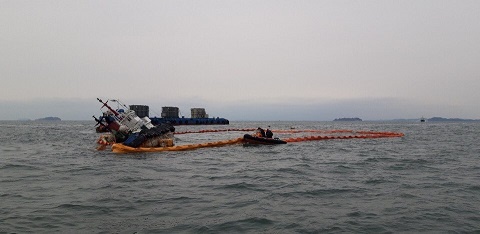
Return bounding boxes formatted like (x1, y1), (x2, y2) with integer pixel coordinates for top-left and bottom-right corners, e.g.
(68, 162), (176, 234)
(1, 121), (479, 233)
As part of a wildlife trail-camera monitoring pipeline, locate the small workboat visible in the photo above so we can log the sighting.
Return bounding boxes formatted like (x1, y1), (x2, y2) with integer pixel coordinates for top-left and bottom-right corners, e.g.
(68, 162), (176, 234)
(243, 134), (287, 145)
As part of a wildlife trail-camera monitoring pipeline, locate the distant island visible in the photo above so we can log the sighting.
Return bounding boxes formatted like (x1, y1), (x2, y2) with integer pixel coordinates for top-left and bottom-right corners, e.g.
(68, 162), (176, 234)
(35, 117), (61, 121)
(333, 117), (362, 121)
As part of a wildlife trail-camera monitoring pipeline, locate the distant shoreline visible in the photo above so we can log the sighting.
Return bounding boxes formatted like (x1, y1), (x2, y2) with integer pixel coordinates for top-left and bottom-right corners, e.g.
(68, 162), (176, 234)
(333, 117), (362, 121)
(389, 117), (480, 122)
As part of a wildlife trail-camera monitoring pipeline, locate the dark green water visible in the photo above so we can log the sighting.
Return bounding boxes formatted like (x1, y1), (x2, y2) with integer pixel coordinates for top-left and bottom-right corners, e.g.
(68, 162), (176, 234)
(1, 121), (479, 233)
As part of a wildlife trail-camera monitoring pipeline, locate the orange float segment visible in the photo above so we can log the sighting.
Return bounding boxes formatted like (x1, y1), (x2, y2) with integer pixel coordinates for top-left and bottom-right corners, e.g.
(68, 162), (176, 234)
(111, 137), (244, 153)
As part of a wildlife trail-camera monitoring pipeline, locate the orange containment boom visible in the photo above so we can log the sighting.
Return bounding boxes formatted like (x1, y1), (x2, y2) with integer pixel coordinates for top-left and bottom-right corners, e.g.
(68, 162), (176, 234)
(111, 137), (244, 153)
(284, 131), (404, 142)
(106, 128), (404, 153)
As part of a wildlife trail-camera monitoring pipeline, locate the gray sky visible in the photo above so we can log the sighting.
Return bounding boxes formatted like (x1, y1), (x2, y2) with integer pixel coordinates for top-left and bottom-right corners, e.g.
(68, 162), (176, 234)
(1, 0), (479, 120)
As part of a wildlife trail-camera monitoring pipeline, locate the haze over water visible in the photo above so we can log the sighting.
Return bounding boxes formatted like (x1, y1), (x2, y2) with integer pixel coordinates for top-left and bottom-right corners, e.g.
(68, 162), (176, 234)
(1, 120), (479, 233)
(2, 1), (480, 120)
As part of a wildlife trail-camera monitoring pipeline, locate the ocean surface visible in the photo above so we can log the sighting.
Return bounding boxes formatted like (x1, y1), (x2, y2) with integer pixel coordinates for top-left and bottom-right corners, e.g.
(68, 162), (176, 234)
(1, 120), (479, 233)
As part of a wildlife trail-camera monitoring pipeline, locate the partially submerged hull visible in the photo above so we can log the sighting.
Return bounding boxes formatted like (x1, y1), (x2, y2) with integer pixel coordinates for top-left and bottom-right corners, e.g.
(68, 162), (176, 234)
(94, 98), (176, 148)
(243, 134), (287, 145)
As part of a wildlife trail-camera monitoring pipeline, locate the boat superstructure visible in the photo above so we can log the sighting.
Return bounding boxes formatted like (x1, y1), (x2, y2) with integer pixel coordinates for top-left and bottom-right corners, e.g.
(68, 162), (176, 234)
(94, 98), (175, 148)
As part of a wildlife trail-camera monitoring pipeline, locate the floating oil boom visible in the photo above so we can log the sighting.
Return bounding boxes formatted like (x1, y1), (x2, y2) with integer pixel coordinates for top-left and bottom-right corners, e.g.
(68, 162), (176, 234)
(106, 128), (405, 153)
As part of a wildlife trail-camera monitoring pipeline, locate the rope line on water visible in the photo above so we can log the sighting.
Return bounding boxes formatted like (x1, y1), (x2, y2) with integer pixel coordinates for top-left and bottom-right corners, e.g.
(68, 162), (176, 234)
(174, 128), (256, 134)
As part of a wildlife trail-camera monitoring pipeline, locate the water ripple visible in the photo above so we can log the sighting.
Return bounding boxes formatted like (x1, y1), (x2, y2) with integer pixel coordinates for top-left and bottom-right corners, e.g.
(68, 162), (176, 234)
(1, 121), (480, 233)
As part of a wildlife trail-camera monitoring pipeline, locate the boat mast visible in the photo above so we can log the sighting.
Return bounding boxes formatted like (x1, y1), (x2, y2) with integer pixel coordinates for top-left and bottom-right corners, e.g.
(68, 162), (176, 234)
(97, 98), (120, 116)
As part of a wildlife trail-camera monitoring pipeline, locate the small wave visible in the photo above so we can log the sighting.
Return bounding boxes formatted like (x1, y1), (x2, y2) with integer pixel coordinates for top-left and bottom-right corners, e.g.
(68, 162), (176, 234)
(364, 178), (391, 185)
(276, 187), (359, 198)
(388, 163), (408, 170)
(308, 226), (344, 233)
(211, 217), (275, 232)
(399, 193), (418, 198)
(225, 199), (259, 209)
(56, 203), (112, 214)
(1, 146), (22, 152)
(296, 162), (312, 168)
(467, 185), (480, 191)
(262, 150), (282, 155)
(0, 193), (24, 198)
(347, 211), (362, 217)
(166, 196), (199, 202)
(96, 183), (129, 190)
(304, 188), (357, 196)
(193, 225), (213, 233)
(0, 163), (40, 170)
(115, 176), (148, 183)
(208, 175), (227, 180)
(68, 165), (96, 172)
(329, 164), (353, 174)
(364, 157), (394, 163)
(346, 211), (378, 218)
(399, 158), (429, 164)
(277, 167), (305, 174)
(335, 164), (352, 169)
(56, 203), (88, 209)
(218, 182), (263, 191)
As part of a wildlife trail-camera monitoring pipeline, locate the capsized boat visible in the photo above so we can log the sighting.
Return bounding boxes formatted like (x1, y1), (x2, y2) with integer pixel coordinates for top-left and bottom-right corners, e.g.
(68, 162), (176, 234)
(94, 98), (175, 148)
(243, 134), (287, 145)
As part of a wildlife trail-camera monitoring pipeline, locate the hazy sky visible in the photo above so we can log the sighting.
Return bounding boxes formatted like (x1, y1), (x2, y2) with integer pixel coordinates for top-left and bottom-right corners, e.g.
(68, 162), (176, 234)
(1, 0), (479, 120)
